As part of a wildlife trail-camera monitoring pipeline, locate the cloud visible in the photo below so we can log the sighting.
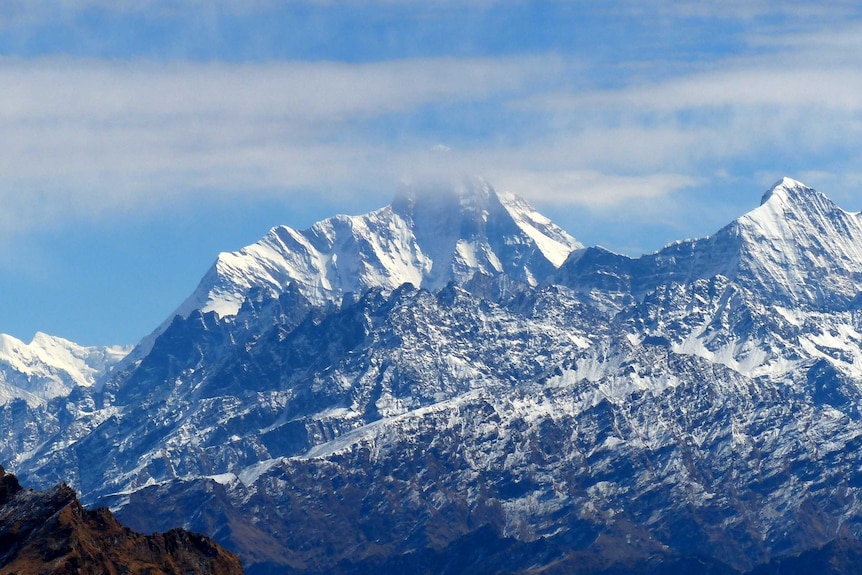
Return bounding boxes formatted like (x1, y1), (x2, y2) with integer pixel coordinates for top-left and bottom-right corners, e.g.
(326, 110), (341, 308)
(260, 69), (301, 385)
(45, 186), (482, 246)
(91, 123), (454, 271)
(4, 5), (862, 242)
(505, 26), (862, 189)
(0, 55), (566, 234)
(492, 170), (700, 206)
(0, 56), (553, 122)
(552, 67), (862, 112)
(644, 0), (857, 20)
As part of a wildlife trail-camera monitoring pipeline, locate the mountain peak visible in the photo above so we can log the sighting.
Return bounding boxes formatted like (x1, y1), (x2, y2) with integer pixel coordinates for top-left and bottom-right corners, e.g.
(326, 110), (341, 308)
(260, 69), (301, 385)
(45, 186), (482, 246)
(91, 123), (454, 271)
(751, 177), (847, 227)
(0, 332), (130, 406)
(169, 178), (580, 322)
(732, 177), (862, 307)
(760, 177), (816, 206)
(555, 177), (862, 310)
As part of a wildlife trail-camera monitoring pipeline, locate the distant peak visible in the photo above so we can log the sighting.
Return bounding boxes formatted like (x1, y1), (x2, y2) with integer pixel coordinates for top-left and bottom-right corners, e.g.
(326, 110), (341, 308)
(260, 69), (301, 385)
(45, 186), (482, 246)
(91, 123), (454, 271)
(760, 177), (815, 206)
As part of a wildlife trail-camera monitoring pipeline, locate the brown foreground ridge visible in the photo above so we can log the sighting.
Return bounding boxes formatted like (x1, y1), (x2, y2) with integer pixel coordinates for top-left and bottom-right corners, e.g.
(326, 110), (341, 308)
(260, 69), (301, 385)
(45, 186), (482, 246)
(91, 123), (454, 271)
(0, 464), (244, 575)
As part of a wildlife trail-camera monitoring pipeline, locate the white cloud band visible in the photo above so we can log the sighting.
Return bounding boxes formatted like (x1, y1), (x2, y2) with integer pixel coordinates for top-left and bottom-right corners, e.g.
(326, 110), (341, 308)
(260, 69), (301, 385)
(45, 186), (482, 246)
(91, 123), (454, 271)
(3, 19), (862, 239)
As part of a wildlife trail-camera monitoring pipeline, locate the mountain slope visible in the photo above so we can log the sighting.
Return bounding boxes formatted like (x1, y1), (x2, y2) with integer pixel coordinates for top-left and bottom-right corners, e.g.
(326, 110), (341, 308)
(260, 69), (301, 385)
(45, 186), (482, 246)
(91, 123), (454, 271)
(557, 177), (862, 379)
(103, 332), (862, 574)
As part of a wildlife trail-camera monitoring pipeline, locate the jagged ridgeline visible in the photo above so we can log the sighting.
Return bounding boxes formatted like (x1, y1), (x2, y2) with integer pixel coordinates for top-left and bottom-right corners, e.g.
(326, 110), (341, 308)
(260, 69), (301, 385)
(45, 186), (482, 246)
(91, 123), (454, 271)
(5, 178), (862, 573)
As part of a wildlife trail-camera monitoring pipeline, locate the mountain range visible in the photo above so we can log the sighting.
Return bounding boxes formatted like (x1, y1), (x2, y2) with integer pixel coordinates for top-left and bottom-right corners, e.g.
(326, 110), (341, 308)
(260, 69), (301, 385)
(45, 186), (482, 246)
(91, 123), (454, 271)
(4, 177), (862, 573)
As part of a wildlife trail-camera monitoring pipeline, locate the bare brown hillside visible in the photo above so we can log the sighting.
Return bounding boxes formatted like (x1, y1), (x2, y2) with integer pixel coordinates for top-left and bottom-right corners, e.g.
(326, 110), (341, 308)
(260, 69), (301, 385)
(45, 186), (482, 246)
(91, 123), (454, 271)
(0, 464), (243, 575)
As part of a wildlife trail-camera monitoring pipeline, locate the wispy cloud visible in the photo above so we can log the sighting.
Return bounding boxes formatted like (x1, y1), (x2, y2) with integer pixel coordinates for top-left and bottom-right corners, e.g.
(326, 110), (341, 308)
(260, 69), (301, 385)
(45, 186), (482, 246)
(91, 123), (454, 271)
(549, 67), (862, 112)
(493, 170), (700, 206)
(0, 55), (566, 234)
(3, 5), (862, 242)
(0, 56), (553, 121)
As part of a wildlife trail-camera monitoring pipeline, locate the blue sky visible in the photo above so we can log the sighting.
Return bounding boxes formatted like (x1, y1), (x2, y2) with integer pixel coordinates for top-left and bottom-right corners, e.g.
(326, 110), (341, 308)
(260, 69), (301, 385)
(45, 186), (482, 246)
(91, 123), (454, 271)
(3, 0), (862, 346)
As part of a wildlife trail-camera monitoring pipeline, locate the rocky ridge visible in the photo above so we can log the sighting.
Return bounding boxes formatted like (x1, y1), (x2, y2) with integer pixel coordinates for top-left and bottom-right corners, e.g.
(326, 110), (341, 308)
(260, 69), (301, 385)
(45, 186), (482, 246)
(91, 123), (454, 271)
(0, 464), (244, 575)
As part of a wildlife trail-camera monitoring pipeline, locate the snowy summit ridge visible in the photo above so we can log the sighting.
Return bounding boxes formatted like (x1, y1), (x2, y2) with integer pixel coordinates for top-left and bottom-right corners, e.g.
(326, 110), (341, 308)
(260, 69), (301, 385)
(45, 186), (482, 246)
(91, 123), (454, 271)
(736, 176), (862, 307)
(557, 176), (862, 309)
(759, 176), (817, 205)
(175, 178), (582, 320)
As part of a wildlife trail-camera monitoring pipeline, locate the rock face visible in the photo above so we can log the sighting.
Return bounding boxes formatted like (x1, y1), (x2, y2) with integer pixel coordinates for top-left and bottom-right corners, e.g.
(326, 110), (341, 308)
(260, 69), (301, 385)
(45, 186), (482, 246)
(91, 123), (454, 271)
(10, 178), (862, 573)
(0, 464), (244, 575)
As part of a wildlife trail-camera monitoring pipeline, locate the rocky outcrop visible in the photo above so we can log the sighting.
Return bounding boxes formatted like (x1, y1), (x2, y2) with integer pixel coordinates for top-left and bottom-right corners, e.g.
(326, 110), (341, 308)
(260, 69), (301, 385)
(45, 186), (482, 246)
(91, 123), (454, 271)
(0, 464), (243, 575)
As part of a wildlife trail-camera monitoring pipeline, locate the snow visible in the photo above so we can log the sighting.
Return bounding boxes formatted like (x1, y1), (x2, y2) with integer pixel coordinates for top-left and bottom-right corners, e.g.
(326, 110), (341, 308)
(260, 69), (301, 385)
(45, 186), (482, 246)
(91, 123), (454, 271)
(0, 380), (41, 407)
(301, 390), (487, 460)
(499, 191), (582, 267)
(238, 458), (285, 487)
(455, 240), (478, 269)
(735, 177), (862, 308)
(774, 306), (803, 327)
(207, 472), (238, 485)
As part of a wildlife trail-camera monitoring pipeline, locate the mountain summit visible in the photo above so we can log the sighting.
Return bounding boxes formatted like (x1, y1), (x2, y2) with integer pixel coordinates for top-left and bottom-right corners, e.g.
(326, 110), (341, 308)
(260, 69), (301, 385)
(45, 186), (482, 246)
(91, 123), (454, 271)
(738, 177), (862, 306)
(759, 176), (823, 205)
(173, 178), (581, 320)
(559, 176), (862, 309)
(0, 333), (129, 406)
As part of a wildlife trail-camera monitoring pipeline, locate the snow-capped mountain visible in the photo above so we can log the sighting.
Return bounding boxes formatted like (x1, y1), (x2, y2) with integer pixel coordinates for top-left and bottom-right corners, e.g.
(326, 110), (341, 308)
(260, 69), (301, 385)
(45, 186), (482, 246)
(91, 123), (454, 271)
(559, 177), (862, 308)
(173, 178), (581, 320)
(8, 177), (862, 574)
(0, 332), (129, 407)
(558, 177), (862, 379)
